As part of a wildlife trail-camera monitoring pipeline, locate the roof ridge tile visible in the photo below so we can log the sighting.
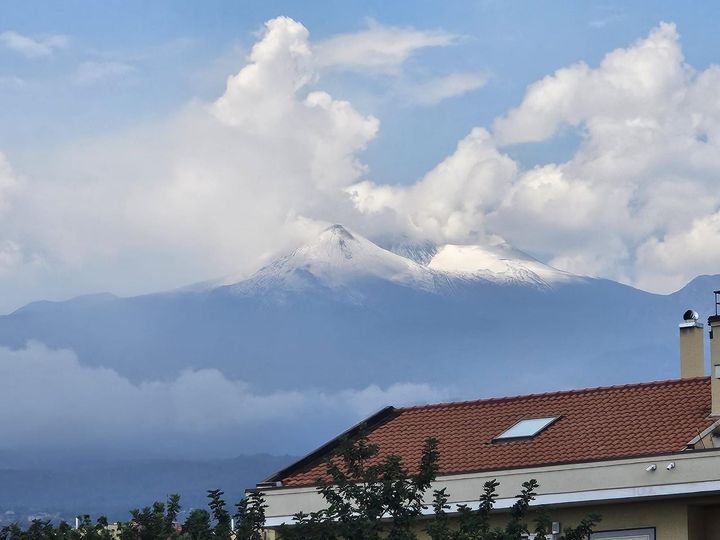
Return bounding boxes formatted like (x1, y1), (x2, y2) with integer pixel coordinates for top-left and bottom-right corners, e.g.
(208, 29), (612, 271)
(396, 376), (710, 412)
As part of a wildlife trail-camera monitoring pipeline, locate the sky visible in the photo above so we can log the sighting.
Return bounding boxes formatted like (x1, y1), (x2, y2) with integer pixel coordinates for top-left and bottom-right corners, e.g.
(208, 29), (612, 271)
(2, 1), (720, 313)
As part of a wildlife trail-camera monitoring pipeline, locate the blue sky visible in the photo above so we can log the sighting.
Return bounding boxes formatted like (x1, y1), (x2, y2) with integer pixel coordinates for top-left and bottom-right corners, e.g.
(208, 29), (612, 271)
(1, 1), (720, 310)
(4, 1), (719, 182)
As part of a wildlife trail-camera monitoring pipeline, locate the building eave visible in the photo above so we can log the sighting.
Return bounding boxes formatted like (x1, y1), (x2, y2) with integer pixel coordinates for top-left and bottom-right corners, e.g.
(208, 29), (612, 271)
(259, 448), (720, 526)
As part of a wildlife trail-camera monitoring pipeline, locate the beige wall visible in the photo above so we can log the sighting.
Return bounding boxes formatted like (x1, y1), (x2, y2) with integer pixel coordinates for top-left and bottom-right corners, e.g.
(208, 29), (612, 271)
(408, 499), (686, 539)
(262, 451), (720, 522)
(262, 452), (720, 538)
(265, 497), (720, 539)
(680, 323), (705, 379)
(689, 503), (720, 540)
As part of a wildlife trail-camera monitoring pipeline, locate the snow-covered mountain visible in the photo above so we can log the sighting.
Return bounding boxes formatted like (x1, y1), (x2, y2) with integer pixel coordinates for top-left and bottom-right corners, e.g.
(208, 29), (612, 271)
(0, 223), (718, 395)
(205, 224), (577, 296)
(227, 225), (440, 295)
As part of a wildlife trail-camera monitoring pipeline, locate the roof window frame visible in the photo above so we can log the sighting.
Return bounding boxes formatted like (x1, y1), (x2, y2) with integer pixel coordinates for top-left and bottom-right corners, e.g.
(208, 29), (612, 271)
(492, 416), (560, 442)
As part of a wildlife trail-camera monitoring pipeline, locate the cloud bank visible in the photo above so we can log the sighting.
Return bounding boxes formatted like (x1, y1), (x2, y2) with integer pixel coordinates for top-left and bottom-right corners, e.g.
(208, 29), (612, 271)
(350, 22), (720, 291)
(0, 343), (449, 458)
(0, 19), (719, 312)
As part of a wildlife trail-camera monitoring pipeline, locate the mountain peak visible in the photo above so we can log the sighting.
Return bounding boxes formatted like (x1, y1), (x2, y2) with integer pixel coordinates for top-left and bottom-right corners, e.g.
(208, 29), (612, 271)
(323, 223), (354, 239)
(228, 225), (438, 295)
(305, 224), (359, 261)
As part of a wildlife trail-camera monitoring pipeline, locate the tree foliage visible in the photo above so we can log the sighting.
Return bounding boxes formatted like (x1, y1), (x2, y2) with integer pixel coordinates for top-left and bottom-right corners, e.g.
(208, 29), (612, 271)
(277, 434), (601, 540)
(1, 515), (115, 540)
(234, 492), (267, 540)
(0, 436), (600, 540)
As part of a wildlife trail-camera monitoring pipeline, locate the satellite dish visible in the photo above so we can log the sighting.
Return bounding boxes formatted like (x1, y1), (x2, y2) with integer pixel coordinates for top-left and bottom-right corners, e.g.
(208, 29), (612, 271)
(683, 309), (699, 321)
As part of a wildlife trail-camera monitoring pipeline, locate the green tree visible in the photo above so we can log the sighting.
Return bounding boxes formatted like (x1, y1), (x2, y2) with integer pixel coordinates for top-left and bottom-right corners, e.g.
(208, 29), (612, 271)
(234, 492), (267, 540)
(206, 490), (231, 540)
(278, 435), (440, 540)
(164, 495), (182, 538)
(180, 509), (211, 540)
(1, 515), (115, 540)
(119, 494), (181, 540)
(70, 515), (115, 540)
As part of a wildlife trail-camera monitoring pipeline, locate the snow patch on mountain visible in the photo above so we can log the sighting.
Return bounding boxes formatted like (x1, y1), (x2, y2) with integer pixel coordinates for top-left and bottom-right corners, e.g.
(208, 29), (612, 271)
(428, 242), (579, 287)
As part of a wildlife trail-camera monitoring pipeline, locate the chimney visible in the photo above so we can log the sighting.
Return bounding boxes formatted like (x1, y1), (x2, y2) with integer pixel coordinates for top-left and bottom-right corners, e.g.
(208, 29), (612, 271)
(709, 291), (720, 416)
(679, 309), (704, 379)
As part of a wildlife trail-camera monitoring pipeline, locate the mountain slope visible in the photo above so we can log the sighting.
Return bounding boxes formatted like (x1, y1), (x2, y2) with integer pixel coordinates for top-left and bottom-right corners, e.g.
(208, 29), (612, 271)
(0, 225), (717, 395)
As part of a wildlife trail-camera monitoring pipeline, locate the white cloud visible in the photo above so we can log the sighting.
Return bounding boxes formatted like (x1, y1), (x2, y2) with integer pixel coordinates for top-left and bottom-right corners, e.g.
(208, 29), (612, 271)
(314, 20), (457, 74)
(0, 31), (68, 58)
(0, 343), (449, 457)
(0, 17), (381, 309)
(74, 61), (135, 85)
(0, 157), (30, 277)
(0, 17), (465, 308)
(351, 22), (720, 291)
(0, 153), (19, 215)
(0, 154), (45, 280)
(2, 18), (720, 309)
(487, 22), (720, 288)
(0, 155), (21, 270)
(347, 127), (516, 243)
(635, 212), (720, 292)
(0, 240), (24, 276)
(493, 22), (687, 145)
(406, 72), (488, 105)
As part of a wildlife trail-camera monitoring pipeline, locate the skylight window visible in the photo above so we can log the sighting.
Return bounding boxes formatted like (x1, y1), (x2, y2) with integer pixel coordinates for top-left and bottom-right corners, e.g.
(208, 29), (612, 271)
(493, 416), (559, 441)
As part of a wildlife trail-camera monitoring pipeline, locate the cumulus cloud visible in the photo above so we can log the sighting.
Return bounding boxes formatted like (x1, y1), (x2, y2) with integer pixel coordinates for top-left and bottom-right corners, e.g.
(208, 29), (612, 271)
(347, 128), (516, 243)
(488, 22), (720, 287)
(0, 17), (382, 308)
(2, 18), (720, 311)
(350, 22), (720, 290)
(0, 31), (68, 58)
(0, 343), (449, 457)
(0, 155), (29, 277)
(314, 19), (457, 74)
(493, 22), (687, 145)
(635, 212), (720, 292)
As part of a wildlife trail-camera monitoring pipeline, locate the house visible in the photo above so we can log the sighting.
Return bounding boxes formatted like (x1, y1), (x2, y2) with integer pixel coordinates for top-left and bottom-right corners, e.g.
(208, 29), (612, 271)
(253, 302), (720, 540)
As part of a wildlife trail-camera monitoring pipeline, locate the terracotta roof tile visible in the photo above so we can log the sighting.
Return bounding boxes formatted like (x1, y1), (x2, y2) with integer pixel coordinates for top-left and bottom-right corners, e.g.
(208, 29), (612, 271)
(279, 377), (715, 487)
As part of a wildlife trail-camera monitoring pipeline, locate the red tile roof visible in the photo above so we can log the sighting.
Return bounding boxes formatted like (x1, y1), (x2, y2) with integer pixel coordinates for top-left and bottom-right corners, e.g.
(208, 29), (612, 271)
(275, 377), (715, 487)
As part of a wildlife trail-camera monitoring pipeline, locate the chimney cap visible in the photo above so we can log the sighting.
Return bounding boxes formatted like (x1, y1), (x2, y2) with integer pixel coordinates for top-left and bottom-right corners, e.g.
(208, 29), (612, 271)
(680, 309), (703, 328)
